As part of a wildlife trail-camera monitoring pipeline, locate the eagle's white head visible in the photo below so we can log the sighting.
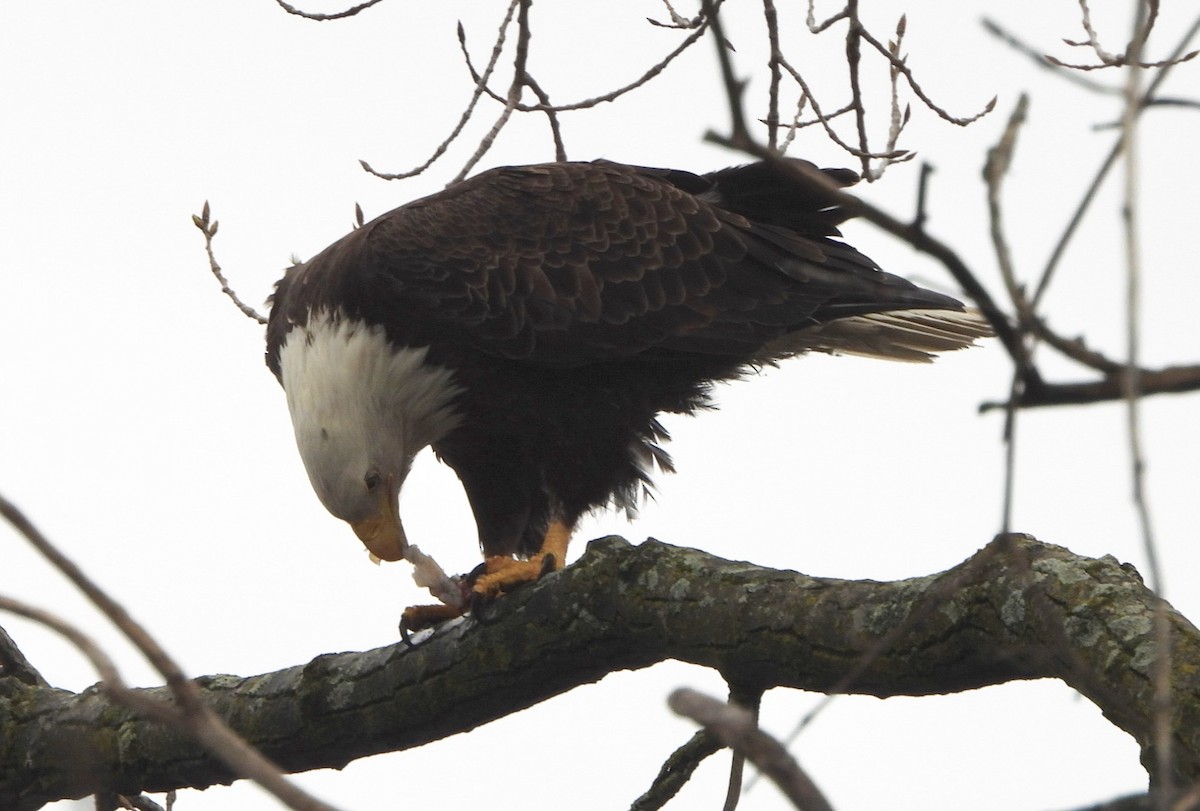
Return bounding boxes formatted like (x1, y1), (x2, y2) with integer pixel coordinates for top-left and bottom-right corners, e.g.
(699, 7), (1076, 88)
(277, 312), (463, 561)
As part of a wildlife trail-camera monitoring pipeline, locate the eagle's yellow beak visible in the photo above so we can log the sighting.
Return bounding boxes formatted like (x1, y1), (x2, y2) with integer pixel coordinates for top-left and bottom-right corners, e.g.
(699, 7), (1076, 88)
(350, 479), (406, 562)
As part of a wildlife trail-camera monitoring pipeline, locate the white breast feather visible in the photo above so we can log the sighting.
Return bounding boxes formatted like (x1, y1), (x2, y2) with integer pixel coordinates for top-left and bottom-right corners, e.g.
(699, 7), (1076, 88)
(277, 311), (463, 518)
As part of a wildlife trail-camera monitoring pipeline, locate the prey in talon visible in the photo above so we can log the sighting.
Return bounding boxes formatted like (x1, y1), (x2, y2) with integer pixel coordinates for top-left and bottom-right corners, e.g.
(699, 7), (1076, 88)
(265, 159), (990, 633)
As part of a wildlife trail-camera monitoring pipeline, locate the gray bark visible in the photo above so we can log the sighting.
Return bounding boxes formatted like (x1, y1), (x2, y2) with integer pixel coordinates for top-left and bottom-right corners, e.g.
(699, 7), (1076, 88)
(1, 534), (1194, 809)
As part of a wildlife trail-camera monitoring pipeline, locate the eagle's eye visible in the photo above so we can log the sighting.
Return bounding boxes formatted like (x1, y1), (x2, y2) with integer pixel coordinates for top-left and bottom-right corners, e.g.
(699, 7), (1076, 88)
(364, 471), (382, 491)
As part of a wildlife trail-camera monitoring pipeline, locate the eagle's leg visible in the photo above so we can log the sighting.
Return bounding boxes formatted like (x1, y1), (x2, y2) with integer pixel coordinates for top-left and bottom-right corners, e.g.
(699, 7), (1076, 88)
(472, 519), (572, 599)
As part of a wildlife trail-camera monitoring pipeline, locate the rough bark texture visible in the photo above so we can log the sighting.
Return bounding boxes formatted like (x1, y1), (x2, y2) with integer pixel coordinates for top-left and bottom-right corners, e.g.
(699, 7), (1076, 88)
(1, 534), (1196, 808)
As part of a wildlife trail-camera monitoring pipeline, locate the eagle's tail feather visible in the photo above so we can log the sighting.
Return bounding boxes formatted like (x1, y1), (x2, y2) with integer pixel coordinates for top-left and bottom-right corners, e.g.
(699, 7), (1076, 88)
(763, 308), (994, 363)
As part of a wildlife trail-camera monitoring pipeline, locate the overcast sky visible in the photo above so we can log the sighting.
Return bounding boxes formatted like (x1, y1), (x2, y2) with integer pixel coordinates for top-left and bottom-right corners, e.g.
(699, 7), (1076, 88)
(3, 2), (1199, 810)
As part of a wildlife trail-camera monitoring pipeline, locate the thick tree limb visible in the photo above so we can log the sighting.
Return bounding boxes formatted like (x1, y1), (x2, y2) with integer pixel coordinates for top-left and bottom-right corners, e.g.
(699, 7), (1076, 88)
(0, 626), (47, 688)
(2, 534), (1194, 808)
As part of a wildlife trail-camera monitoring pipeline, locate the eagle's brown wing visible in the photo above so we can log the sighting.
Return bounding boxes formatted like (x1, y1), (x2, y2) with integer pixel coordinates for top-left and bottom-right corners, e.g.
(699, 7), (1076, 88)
(275, 160), (983, 369)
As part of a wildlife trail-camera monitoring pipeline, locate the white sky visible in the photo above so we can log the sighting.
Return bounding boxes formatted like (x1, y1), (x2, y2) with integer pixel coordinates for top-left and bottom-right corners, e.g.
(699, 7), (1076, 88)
(3, 2), (1198, 810)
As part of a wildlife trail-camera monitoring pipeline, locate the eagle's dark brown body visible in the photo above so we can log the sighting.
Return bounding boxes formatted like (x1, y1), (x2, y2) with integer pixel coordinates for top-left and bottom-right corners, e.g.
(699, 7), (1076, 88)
(267, 160), (986, 563)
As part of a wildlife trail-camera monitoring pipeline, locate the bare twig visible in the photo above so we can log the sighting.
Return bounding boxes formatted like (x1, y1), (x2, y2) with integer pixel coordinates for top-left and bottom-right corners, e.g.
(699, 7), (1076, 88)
(983, 93), (1032, 325)
(774, 59), (909, 162)
(707, 1), (989, 175)
(844, 0), (871, 177)
(1049, 0), (1197, 70)
(1029, 316), (1126, 375)
(367, 2), (714, 182)
(0, 596), (129, 702)
(706, 4), (880, 162)
(669, 688), (835, 811)
(451, 0), (532, 180)
(982, 94), (1031, 535)
(912, 161), (932, 232)
(0, 493), (341, 811)
(272, 0), (388, 21)
(763, 0), (782, 152)
(855, 20), (996, 127)
(703, 0), (752, 150)
(1033, 12), (1200, 310)
(999, 369), (1022, 533)
(982, 17), (1117, 94)
(191, 202), (268, 325)
(648, 0), (702, 30)
(1117, 7), (1170, 809)
(629, 731), (723, 811)
(362, 3), (519, 183)
(805, 1), (847, 35)
(980, 365), (1200, 411)
(1118, 0), (1163, 598)
(872, 15), (914, 181)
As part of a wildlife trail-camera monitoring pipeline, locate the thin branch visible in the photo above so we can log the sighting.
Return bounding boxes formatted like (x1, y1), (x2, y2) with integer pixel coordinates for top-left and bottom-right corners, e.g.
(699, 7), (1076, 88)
(871, 15), (913, 181)
(1118, 0), (1162, 598)
(451, 0), (534, 182)
(981, 94), (1031, 536)
(979, 364), (1200, 411)
(1049, 0), (1197, 70)
(366, 3), (713, 182)
(1032, 11), (1200, 310)
(763, 0), (782, 152)
(272, 0), (388, 21)
(775, 59), (909, 161)
(721, 684), (763, 811)
(981, 16), (1119, 95)
(844, 0), (871, 177)
(648, 0), (702, 29)
(519, 13), (719, 114)
(704, 0), (752, 149)
(855, 21), (996, 127)
(670, 688), (836, 811)
(805, 1), (847, 35)
(362, 3), (519, 182)
(1030, 136), (1122, 311)
(523, 73), (567, 162)
(1030, 316), (1126, 375)
(191, 203), (268, 325)
(999, 369), (1022, 533)
(912, 161), (932, 233)
(629, 731), (723, 811)
(0, 493), (341, 811)
(1118, 7), (1170, 809)
(0, 596), (129, 701)
(983, 93), (1032, 326)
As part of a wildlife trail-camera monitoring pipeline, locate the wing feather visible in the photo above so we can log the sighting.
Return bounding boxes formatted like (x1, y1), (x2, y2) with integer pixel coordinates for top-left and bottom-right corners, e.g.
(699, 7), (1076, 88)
(268, 159), (986, 374)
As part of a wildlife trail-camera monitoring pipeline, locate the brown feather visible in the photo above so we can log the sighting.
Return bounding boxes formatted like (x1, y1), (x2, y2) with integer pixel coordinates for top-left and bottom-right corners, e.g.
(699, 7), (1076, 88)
(266, 159), (989, 558)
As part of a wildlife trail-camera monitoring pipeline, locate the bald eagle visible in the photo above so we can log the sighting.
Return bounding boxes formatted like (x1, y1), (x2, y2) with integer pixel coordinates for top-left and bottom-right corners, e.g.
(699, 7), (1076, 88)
(266, 159), (988, 627)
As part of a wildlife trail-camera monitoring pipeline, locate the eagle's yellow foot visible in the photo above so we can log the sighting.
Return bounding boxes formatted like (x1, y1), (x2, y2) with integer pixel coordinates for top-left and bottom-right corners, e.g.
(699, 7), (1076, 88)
(472, 520), (572, 599)
(399, 521), (572, 639)
(400, 602), (467, 638)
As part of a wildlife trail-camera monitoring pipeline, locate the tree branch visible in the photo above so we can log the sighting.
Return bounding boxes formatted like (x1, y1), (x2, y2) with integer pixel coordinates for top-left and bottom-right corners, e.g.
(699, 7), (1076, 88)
(3, 534), (1198, 808)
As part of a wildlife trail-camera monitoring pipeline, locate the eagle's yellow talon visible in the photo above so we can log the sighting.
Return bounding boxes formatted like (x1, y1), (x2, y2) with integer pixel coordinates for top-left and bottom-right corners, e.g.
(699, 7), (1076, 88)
(471, 521), (571, 598)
